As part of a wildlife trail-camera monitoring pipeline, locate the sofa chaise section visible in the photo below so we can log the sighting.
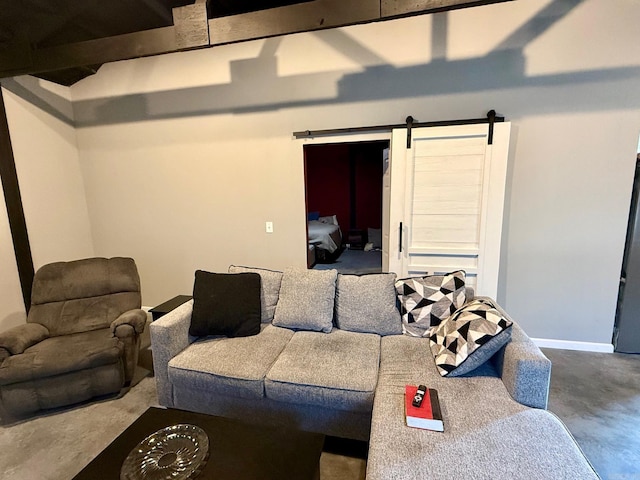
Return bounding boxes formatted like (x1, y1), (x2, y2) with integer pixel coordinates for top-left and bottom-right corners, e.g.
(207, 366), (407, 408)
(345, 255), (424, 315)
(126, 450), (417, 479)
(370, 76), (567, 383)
(366, 334), (599, 479)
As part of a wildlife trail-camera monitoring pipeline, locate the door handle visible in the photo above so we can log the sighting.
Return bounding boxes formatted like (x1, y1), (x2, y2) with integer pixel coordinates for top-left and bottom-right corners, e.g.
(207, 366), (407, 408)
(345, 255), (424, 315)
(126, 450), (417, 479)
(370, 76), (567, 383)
(399, 222), (403, 253)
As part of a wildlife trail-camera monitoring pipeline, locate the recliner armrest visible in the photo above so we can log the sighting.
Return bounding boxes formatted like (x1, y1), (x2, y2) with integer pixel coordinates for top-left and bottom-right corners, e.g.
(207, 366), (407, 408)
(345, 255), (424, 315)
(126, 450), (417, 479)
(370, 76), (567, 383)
(0, 323), (49, 355)
(110, 309), (147, 336)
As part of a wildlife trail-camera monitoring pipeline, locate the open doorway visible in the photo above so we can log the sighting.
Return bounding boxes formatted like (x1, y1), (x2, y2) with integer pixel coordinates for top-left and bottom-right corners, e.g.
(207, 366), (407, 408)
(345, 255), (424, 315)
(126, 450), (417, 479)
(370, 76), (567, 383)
(304, 140), (389, 274)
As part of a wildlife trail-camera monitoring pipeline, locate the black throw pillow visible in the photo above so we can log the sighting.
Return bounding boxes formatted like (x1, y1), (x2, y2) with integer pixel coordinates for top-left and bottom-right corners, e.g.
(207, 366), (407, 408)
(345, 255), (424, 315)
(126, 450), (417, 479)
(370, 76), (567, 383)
(189, 270), (261, 338)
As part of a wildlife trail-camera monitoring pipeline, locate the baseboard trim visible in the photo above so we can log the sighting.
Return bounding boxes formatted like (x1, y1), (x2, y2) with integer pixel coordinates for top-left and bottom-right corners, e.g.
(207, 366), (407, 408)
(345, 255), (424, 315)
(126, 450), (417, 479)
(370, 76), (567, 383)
(532, 338), (614, 353)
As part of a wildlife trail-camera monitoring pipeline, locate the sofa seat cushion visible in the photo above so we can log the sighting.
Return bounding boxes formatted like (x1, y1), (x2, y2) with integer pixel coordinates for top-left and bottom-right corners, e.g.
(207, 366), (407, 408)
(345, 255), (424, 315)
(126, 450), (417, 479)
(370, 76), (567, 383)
(0, 328), (124, 386)
(168, 324), (294, 400)
(366, 335), (598, 480)
(265, 329), (380, 413)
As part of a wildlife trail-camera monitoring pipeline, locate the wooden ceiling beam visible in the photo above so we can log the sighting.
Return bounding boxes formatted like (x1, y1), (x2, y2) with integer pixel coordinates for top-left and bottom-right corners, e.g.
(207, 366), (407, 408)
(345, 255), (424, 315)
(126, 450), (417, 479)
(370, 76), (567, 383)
(0, 0), (513, 81)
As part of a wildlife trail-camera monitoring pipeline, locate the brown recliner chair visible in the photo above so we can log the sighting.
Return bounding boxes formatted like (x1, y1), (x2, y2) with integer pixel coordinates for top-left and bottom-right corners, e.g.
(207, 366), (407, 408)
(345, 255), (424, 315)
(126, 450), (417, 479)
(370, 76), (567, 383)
(0, 257), (147, 420)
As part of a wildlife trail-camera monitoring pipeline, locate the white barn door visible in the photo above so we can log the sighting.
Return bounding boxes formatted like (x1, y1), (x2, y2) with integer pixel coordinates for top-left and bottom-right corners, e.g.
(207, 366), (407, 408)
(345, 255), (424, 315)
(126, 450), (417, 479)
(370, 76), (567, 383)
(387, 123), (510, 298)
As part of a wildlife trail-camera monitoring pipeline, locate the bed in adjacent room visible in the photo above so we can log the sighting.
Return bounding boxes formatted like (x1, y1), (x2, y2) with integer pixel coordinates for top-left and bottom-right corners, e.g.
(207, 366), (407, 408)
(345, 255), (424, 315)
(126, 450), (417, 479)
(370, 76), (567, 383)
(307, 215), (343, 264)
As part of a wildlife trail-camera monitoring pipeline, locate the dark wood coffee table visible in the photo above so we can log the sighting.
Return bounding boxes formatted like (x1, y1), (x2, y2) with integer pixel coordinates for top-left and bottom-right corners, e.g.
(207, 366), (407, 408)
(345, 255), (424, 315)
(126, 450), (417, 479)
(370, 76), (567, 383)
(73, 407), (324, 480)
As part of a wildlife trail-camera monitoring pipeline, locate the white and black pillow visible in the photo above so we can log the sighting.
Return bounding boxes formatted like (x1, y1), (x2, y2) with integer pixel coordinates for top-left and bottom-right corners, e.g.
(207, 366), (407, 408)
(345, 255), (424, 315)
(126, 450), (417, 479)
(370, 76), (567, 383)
(189, 270), (261, 338)
(335, 273), (403, 336)
(395, 271), (467, 337)
(429, 298), (513, 377)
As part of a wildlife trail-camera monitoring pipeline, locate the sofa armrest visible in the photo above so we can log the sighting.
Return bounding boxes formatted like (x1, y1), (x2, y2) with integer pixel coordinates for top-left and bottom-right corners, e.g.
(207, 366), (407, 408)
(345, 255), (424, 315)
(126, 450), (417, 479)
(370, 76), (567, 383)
(149, 299), (196, 406)
(477, 297), (551, 409)
(111, 309), (147, 336)
(0, 323), (49, 355)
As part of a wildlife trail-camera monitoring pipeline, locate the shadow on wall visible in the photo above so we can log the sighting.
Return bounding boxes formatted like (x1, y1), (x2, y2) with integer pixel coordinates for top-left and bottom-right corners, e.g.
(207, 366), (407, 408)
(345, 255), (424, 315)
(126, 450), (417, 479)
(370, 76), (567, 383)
(3, 0), (640, 127)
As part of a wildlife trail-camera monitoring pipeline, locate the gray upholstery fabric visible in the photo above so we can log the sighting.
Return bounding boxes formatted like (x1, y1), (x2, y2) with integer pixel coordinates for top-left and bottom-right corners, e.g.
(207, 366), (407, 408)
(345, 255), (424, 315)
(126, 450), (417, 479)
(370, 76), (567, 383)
(368, 401), (599, 479)
(367, 333), (598, 479)
(272, 268), (337, 333)
(0, 329), (123, 385)
(476, 297), (551, 409)
(0, 363), (125, 418)
(31, 257), (140, 304)
(111, 309), (147, 335)
(265, 329), (380, 412)
(334, 273), (403, 336)
(169, 324), (294, 399)
(493, 321), (552, 409)
(0, 323), (49, 355)
(228, 265), (283, 322)
(28, 257), (141, 337)
(28, 292), (142, 337)
(115, 331), (142, 382)
(150, 300), (198, 406)
(173, 387), (372, 441)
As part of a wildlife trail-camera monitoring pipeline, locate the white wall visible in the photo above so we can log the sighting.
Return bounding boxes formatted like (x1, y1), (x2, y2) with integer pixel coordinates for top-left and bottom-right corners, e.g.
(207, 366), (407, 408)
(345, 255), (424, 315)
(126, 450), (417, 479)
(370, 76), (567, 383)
(2, 82), (94, 272)
(68, 0), (640, 346)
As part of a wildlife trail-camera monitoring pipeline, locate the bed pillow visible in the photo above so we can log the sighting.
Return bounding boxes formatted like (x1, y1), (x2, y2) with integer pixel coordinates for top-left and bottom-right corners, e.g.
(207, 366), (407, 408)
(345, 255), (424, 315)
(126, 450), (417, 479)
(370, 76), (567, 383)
(395, 271), (467, 337)
(318, 215), (338, 225)
(189, 270), (261, 338)
(307, 211), (320, 221)
(273, 268), (337, 333)
(228, 265), (283, 322)
(429, 298), (513, 377)
(335, 273), (402, 336)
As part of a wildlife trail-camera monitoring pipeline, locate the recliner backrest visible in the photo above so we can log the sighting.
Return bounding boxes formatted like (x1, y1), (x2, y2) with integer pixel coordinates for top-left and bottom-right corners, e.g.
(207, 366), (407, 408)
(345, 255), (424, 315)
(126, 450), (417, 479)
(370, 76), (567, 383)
(27, 257), (142, 337)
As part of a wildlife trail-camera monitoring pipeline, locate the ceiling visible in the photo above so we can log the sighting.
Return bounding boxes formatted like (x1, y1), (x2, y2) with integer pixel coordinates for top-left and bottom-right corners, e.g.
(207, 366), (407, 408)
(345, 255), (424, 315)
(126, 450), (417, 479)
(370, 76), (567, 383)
(0, 0), (511, 86)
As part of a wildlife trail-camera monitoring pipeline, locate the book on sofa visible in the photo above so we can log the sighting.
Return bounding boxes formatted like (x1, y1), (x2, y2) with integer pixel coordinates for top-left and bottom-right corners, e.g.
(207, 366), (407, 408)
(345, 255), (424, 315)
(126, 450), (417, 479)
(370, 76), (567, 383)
(405, 385), (444, 432)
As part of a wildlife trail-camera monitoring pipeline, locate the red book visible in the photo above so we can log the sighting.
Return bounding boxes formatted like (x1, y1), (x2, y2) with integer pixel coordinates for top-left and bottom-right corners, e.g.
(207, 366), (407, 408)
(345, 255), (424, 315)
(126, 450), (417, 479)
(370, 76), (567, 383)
(405, 385), (444, 432)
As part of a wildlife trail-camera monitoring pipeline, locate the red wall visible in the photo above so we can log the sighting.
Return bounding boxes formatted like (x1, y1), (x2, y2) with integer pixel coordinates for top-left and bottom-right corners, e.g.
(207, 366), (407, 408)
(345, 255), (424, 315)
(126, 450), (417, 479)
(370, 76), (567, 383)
(305, 141), (385, 231)
(353, 143), (384, 230)
(305, 144), (351, 228)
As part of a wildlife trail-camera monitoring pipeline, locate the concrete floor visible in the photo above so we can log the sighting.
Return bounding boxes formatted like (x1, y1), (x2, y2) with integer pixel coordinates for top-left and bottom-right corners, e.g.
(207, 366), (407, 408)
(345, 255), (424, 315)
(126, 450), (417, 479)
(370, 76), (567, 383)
(543, 348), (640, 479)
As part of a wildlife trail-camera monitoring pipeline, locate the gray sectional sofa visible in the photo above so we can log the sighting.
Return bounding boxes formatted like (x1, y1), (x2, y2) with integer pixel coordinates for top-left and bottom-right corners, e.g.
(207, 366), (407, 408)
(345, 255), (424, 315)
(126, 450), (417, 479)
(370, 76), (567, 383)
(150, 267), (599, 479)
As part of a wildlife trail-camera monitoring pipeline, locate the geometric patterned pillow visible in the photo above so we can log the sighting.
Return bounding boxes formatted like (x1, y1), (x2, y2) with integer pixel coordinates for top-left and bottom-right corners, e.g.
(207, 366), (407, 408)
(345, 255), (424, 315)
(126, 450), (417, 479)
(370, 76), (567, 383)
(395, 271), (467, 337)
(429, 298), (513, 377)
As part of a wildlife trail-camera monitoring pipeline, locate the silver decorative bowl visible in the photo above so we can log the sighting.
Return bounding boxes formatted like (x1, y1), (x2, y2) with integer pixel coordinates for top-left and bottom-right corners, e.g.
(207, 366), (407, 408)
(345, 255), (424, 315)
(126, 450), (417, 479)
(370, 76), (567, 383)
(120, 424), (210, 480)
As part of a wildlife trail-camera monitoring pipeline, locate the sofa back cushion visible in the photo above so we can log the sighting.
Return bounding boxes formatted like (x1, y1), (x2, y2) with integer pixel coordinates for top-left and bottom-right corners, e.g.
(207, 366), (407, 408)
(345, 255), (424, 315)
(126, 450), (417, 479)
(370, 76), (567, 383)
(335, 273), (402, 336)
(228, 265), (283, 323)
(28, 257), (141, 336)
(273, 268), (337, 333)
